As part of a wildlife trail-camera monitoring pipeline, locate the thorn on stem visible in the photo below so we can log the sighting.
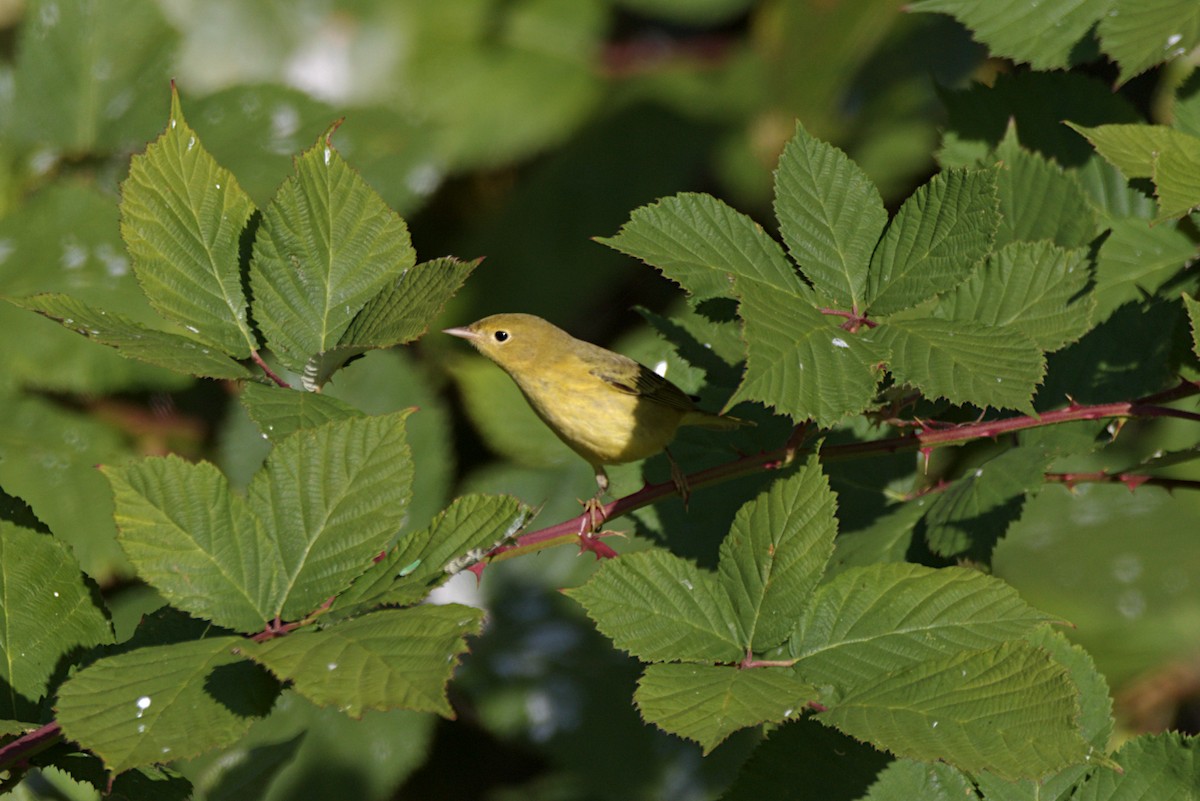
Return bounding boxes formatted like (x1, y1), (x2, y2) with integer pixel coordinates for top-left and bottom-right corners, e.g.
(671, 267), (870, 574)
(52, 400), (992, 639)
(578, 532), (619, 559)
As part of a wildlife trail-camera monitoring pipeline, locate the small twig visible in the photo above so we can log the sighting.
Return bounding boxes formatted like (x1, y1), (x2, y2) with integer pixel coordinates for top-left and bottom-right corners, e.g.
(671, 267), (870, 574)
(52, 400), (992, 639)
(1046, 472), (1200, 492)
(819, 307), (878, 332)
(0, 721), (63, 775)
(740, 656), (798, 669)
(251, 351), (290, 388)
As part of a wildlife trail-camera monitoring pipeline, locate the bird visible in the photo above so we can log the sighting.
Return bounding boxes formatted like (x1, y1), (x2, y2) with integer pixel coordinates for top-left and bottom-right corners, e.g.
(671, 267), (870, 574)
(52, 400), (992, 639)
(444, 313), (746, 526)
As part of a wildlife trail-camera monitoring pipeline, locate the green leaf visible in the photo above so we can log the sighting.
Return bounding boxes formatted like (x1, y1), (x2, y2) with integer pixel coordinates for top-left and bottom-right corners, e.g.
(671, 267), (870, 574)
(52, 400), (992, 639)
(1151, 134), (1200, 221)
(121, 86), (258, 357)
(828, 501), (927, 577)
(974, 627), (1114, 798)
(405, 1), (604, 169)
(108, 766), (194, 801)
(0, 522), (113, 712)
(55, 638), (277, 774)
(1185, 294), (1200, 359)
(1068, 122), (1200, 218)
(0, 396), (131, 581)
(1098, 0), (1200, 85)
(718, 459), (837, 651)
(720, 718), (894, 801)
(990, 128), (1100, 249)
(11, 0), (177, 153)
(938, 73), (1142, 170)
(727, 291), (887, 426)
(1175, 69), (1200, 139)
(565, 549), (743, 663)
(323, 350), (456, 543)
(1075, 156), (1159, 220)
(240, 382), (361, 442)
(922, 446), (1053, 558)
(0, 184), (186, 394)
(597, 192), (798, 301)
(10, 294), (252, 380)
(1068, 123), (1177, 179)
(818, 641), (1089, 780)
(105, 456), (276, 632)
(1093, 218), (1198, 322)
(638, 304), (748, 392)
(302, 257), (479, 390)
(249, 127), (417, 380)
(634, 664), (815, 754)
(908, 0), (1099, 71)
(0, 487), (49, 534)
(772, 122), (887, 310)
(334, 493), (531, 612)
(938, 241), (1095, 352)
(106, 412), (414, 631)
(860, 760), (977, 801)
(866, 169), (999, 316)
(246, 411), (415, 622)
(338, 257), (478, 349)
(1074, 732), (1200, 801)
(879, 318), (1044, 412)
(791, 564), (1054, 688)
(599, 189), (893, 425)
(446, 353), (573, 467)
(241, 605), (483, 719)
(185, 695), (432, 801)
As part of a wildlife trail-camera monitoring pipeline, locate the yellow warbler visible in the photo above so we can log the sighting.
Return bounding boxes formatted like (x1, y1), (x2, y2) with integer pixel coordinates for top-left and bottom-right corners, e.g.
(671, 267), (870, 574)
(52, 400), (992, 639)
(444, 313), (745, 498)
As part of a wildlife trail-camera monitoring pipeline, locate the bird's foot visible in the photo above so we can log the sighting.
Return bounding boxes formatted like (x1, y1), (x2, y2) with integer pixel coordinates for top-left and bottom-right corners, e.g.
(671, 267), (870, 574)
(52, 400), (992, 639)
(666, 450), (691, 509)
(579, 495), (609, 534)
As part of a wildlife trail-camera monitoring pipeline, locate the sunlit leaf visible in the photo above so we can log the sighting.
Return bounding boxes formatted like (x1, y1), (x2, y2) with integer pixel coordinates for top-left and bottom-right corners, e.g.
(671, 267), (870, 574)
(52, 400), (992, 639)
(11, 294), (252, 380)
(566, 548), (743, 663)
(791, 564), (1055, 688)
(56, 638), (277, 773)
(818, 641), (1088, 780)
(241, 605), (483, 718)
(635, 664), (814, 754)
(121, 86), (258, 357)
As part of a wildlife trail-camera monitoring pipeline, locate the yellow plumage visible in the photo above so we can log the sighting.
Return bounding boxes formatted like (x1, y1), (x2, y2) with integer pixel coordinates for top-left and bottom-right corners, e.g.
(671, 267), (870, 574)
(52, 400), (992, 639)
(445, 313), (743, 494)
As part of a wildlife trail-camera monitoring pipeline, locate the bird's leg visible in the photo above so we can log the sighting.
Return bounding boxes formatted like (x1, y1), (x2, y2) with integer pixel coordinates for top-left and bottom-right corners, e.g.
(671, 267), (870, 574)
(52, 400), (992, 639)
(580, 465), (610, 534)
(666, 448), (691, 509)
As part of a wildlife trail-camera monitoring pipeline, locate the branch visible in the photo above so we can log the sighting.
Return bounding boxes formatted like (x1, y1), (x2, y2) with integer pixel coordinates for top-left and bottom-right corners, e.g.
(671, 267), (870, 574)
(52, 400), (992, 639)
(0, 721), (62, 775)
(825, 381), (1200, 459)
(485, 425), (810, 565)
(473, 382), (1200, 567)
(1046, 472), (1200, 492)
(250, 351), (291, 388)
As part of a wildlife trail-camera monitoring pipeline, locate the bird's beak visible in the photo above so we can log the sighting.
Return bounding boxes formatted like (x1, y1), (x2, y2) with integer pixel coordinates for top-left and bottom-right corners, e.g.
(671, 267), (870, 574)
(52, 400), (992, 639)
(442, 326), (476, 340)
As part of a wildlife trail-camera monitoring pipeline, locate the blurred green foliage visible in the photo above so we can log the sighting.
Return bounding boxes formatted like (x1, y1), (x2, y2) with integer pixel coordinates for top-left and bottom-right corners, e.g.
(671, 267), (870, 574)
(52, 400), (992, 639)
(1, 0), (1198, 799)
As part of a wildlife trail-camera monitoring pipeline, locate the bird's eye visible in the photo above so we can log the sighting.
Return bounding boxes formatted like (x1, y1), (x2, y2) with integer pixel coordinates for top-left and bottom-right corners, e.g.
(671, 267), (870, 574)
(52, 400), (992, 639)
(494, 330), (509, 343)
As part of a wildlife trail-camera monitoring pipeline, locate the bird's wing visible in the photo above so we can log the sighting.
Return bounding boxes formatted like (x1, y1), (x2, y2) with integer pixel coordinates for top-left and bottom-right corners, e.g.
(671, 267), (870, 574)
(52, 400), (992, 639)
(590, 358), (696, 413)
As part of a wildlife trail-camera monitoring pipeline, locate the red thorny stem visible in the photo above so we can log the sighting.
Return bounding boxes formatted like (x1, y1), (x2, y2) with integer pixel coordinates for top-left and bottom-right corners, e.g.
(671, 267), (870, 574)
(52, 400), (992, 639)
(476, 379), (1200, 570)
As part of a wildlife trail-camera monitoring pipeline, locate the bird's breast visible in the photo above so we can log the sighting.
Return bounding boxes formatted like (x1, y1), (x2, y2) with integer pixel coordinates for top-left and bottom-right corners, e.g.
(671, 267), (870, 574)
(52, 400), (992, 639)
(513, 369), (681, 466)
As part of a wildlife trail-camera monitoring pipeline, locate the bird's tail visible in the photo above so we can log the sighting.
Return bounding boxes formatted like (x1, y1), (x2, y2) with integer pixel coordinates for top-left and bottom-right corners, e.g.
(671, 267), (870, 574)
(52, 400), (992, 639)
(681, 410), (754, 430)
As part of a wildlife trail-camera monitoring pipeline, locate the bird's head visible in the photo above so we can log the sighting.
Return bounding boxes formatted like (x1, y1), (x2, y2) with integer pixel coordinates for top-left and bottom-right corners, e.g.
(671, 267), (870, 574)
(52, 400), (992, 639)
(444, 313), (570, 374)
